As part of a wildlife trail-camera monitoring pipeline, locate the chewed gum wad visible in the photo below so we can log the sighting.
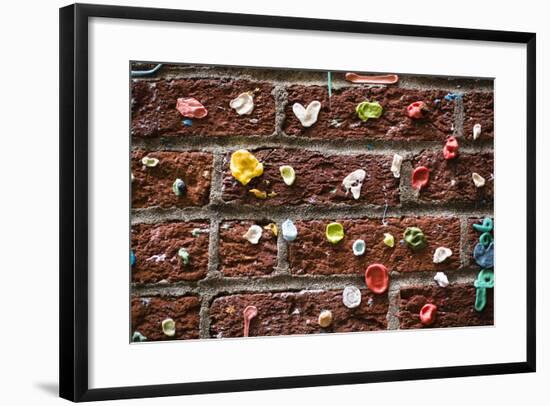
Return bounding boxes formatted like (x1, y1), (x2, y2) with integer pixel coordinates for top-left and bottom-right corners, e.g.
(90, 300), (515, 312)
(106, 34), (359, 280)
(342, 169), (366, 199)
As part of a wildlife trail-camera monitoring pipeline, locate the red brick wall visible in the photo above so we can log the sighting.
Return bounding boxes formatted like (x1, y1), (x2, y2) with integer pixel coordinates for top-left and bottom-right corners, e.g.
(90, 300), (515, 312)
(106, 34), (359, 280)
(130, 63), (494, 341)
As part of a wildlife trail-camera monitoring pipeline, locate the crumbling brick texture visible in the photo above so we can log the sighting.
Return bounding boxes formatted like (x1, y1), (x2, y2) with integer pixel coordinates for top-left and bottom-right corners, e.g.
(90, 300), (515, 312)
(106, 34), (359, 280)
(130, 63), (494, 341)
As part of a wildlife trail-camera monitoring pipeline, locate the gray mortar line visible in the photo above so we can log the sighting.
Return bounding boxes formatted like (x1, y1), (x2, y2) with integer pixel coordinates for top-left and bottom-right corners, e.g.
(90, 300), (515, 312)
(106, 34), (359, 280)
(131, 207), (210, 224)
(459, 216), (469, 269)
(132, 283), (199, 296)
(209, 153), (225, 205)
(134, 265), (480, 336)
(128, 207), (199, 224)
(132, 269), (478, 298)
(272, 85), (288, 137)
(132, 136), (494, 155)
(403, 199), (493, 211)
(133, 274), (362, 296)
(275, 221), (290, 275)
(131, 205), (494, 223)
(131, 205), (493, 225)
(199, 293), (214, 338)
(398, 158), (416, 206)
(206, 217), (220, 277)
(397, 76), (493, 92)
(453, 96), (465, 139)
(131, 65), (494, 92)
(387, 288), (401, 330)
(394, 268), (479, 287)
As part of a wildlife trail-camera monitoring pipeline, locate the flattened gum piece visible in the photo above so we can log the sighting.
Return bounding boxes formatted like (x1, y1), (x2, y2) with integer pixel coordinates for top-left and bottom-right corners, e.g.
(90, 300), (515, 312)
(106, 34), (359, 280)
(411, 166), (430, 189)
(176, 97), (208, 118)
(365, 263), (389, 294)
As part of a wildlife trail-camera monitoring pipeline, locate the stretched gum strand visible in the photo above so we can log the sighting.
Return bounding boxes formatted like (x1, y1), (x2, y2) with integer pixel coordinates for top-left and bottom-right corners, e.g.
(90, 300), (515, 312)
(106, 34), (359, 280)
(243, 305), (258, 337)
(345, 72), (399, 84)
(130, 63), (163, 78)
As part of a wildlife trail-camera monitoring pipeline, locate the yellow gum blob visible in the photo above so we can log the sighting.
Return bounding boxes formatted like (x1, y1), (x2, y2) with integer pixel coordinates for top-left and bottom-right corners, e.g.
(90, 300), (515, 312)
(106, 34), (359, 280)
(230, 149), (264, 185)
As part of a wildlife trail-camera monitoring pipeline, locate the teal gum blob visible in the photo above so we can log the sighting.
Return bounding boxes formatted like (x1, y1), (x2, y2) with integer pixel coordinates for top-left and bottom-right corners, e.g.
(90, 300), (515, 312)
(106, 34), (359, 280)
(473, 217), (493, 234)
(474, 269), (494, 312)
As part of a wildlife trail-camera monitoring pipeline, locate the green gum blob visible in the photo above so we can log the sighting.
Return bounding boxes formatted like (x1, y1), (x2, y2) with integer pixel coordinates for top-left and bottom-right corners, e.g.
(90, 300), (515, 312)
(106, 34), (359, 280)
(473, 217), (493, 233)
(178, 248), (190, 265)
(326, 222), (344, 244)
(355, 101), (383, 122)
(403, 227), (427, 251)
(474, 269), (494, 312)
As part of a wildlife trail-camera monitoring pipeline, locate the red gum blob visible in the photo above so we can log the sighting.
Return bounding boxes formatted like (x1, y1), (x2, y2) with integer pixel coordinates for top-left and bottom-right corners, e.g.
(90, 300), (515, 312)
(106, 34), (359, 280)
(443, 136), (459, 160)
(407, 101), (426, 119)
(243, 305), (258, 337)
(419, 303), (437, 326)
(411, 166), (430, 189)
(176, 97), (208, 119)
(365, 264), (389, 294)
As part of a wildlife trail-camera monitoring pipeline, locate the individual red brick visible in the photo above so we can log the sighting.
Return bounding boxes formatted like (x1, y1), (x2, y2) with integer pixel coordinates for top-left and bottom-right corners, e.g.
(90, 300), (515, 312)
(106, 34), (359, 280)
(463, 92), (494, 140)
(131, 296), (200, 341)
(411, 151), (493, 205)
(222, 148), (400, 207)
(131, 221), (210, 283)
(131, 79), (275, 137)
(283, 85), (454, 140)
(397, 284), (493, 329)
(219, 220), (278, 277)
(288, 216), (461, 276)
(132, 150), (212, 208)
(209, 289), (388, 338)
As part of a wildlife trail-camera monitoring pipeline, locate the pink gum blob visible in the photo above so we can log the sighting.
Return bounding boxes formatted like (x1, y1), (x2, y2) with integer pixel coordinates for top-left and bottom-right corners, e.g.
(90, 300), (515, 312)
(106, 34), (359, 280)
(407, 101), (427, 119)
(443, 136), (459, 160)
(345, 72), (399, 84)
(176, 97), (208, 119)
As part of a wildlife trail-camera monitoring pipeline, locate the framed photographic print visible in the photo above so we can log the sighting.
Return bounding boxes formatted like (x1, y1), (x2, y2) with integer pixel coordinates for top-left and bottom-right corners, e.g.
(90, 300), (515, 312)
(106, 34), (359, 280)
(59, 3), (536, 402)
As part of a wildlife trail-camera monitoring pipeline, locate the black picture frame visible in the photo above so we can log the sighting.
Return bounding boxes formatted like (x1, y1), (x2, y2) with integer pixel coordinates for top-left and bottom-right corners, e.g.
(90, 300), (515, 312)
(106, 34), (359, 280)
(59, 3), (536, 402)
